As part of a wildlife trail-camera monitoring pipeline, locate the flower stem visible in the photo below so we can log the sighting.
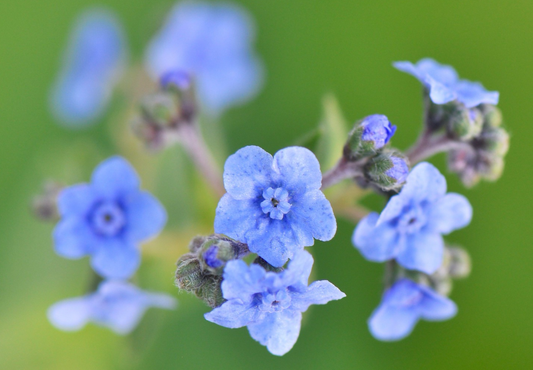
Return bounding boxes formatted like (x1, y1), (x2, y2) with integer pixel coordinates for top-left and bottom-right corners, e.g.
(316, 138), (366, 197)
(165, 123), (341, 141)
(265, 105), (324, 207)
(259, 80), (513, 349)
(177, 123), (225, 198)
(406, 131), (470, 164)
(321, 157), (364, 190)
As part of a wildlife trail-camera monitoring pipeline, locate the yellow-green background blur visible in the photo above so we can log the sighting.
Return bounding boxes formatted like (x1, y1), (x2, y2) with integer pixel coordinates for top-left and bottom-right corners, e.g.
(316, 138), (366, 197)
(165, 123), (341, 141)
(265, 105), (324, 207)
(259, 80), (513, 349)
(0, 0), (530, 369)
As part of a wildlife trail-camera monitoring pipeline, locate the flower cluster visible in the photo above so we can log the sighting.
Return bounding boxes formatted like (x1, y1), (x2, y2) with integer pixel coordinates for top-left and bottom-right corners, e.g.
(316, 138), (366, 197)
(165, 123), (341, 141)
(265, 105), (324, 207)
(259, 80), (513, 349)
(40, 1), (509, 357)
(49, 157), (175, 333)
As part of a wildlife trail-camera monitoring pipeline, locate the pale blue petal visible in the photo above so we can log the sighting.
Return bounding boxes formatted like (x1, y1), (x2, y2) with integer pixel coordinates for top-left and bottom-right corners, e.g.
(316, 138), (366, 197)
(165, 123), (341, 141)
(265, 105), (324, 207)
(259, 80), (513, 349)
(383, 279), (424, 306)
(222, 146), (273, 200)
(51, 8), (126, 126)
(144, 292), (178, 310)
(48, 297), (91, 331)
(57, 184), (96, 217)
(400, 162), (447, 203)
(221, 260), (267, 301)
(53, 218), (97, 258)
(426, 193), (473, 234)
(393, 61), (425, 81)
(124, 190), (167, 241)
(97, 301), (146, 335)
(416, 58), (458, 85)
(204, 300), (263, 328)
(454, 80), (499, 108)
(426, 76), (456, 105)
(376, 194), (406, 225)
(246, 220), (293, 267)
(290, 281), (346, 312)
(418, 287), (458, 321)
(368, 303), (419, 341)
(353, 213), (401, 262)
(248, 310), (302, 356)
(397, 232), (444, 274)
(288, 190), (336, 243)
(281, 250), (314, 289)
(90, 238), (140, 279)
(91, 156), (140, 199)
(272, 147), (322, 193)
(214, 194), (265, 241)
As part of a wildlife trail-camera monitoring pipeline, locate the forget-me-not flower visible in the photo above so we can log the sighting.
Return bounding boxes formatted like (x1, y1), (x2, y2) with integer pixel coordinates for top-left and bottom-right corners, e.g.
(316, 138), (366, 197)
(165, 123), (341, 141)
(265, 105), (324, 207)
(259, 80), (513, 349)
(53, 156), (166, 279)
(353, 162), (472, 274)
(205, 251), (345, 356)
(214, 146), (337, 268)
(51, 8), (127, 126)
(360, 114), (397, 150)
(145, 1), (263, 114)
(48, 281), (176, 334)
(394, 58), (499, 108)
(368, 279), (457, 341)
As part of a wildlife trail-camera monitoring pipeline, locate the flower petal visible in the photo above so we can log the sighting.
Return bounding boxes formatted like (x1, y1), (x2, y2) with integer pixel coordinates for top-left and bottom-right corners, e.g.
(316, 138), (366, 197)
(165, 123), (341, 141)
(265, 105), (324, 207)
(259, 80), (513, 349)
(376, 194), (406, 225)
(454, 80), (499, 108)
(124, 190), (167, 241)
(91, 156), (140, 199)
(281, 250), (314, 289)
(90, 238), (140, 279)
(288, 189), (336, 243)
(353, 213), (401, 262)
(205, 300), (263, 328)
(48, 297), (91, 331)
(221, 260), (267, 301)
(368, 303), (419, 341)
(246, 220), (293, 267)
(426, 193), (472, 234)
(248, 310), (302, 356)
(214, 194), (264, 241)
(397, 232), (444, 274)
(222, 146), (273, 200)
(53, 218), (97, 259)
(400, 162), (447, 203)
(418, 287), (458, 321)
(57, 184), (96, 217)
(290, 281), (345, 312)
(272, 147), (322, 193)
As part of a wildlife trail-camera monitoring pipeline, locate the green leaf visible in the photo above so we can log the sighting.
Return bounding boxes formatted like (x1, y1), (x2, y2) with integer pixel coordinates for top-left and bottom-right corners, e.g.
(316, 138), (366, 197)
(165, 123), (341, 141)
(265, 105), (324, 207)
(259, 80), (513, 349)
(315, 93), (349, 171)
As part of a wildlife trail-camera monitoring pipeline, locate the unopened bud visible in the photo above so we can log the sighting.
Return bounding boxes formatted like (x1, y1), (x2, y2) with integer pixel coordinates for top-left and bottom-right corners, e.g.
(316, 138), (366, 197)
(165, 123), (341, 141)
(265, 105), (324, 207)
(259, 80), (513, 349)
(175, 254), (204, 291)
(195, 275), (225, 308)
(447, 246), (471, 279)
(447, 107), (483, 140)
(477, 127), (510, 157)
(365, 150), (409, 191)
(31, 181), (63, 221)
(448, 148), (505, 187)
(344, 115), (396, 161)
(479, 104), (503, 128)
(197, 234), (249, 274)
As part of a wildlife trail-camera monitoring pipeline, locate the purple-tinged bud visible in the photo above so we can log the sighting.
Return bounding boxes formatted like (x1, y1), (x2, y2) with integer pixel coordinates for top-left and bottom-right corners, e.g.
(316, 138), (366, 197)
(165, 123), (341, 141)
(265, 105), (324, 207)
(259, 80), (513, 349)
(160, 70), (192, 91)
(344, 114), (396, 161)
(365, 150), (409, 191)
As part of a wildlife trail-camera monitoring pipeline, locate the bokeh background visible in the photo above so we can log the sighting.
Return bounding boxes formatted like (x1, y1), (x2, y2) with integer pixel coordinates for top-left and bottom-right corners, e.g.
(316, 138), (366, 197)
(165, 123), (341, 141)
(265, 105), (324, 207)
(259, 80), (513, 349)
(0, 0), (531, 369)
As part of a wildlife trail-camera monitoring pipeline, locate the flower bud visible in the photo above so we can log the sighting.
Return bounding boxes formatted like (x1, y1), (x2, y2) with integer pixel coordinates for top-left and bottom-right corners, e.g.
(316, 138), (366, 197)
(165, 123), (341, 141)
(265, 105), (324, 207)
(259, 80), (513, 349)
(343, 115), (396, 161)
(195, 275), (225, 308)
(447, 246), (471, 279)
(447, 107), (483, 140)
(364, 150), (409, 191)
(175, 254), (204, 291)
(479, 104), (503, 128)
(31, 181), (63, 222)
(448, 148), (505, 187)
(477, 127), (509, 157)
(197, 234), (250, 274)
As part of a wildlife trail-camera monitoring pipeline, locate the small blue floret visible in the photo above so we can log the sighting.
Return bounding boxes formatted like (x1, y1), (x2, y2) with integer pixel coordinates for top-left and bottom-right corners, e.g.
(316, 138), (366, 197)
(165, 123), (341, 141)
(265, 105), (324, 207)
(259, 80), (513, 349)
(48, 281), (176, 334)
(53, 156), (167, 279)
(353, 162), (472, 274)
(204, 251), (345, 355)
(368, 279), (457, 341)
(394, 58), (499, 108)
(360, 115), (397, 149)
(145, 1), (263, 114)
(214, 146), (337, 267)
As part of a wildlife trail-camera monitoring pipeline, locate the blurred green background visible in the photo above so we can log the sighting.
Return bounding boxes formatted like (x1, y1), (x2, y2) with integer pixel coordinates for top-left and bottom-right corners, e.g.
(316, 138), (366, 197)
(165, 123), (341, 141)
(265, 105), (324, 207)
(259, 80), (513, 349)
(0, 0), (530, 369)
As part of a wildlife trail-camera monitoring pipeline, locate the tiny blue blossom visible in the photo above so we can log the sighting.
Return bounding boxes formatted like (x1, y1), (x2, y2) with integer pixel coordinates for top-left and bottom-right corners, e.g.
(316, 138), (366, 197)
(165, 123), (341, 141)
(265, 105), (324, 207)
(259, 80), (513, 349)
(205, 251), (345, 356)
(51, 8), (127, 126)
(361, 115), (396, 149)
(353, 162), (472, 274)
(394, 58), (499, 108)
(48, 281), (176, 334)
(214, 146), (337, 268)
(145, 1), (264, 114)
(368, 279), (457, 341)
(53, 156), (167, 279)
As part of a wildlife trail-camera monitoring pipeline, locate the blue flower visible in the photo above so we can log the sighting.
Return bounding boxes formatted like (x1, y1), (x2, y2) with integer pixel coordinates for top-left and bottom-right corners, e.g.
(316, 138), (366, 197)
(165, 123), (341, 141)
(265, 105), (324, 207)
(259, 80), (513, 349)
(53, 156), (167, 279)
(368, 279), (457, 341)
(394, 58), (499, 108)
(360, 115), (397, 149)
(353, 162), (472, 274)
(145, 2), (263, 114)
(51, 8), (127, 126)
(214, 146), (337, 268)
(48, 281), (176, 334)
(205, 251), (345, 355)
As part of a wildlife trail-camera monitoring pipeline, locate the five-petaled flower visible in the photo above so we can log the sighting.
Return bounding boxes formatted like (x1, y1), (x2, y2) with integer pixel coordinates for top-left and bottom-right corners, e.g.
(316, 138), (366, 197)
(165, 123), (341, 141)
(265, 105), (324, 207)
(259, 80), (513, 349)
(204, 250), (345, 356)
(48, 281), (176, 334)
(51, 8), (127, 126)
(53, 156), (167, 279)
(394, 58), (499, 108)
(214, 145), (337, 267)
(368, 279), (457, 341)
(353, 162), (472, 274)
(145, 1), (263, 114)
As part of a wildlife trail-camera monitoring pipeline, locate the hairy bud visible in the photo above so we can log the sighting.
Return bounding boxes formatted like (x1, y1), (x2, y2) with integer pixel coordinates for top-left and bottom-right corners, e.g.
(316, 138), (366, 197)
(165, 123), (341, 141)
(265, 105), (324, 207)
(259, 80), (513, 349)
(364, 149), (409, 191)
(344, 115), (396, 161)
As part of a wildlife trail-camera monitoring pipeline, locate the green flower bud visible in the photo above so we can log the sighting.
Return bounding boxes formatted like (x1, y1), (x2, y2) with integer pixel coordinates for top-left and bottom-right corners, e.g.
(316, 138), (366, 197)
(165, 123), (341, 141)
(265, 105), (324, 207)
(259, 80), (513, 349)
(447, 107), (483, 140)
(175, 254), (204, 291)
(364, 149), (409, 192)
(343, 115), (396, 161)
(479, 104), (503, 128)
(447, 246), (471, 279)
(195, 275), (225, 308)
(32, 181), (63, 222)
(477, 127), (510, 157)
